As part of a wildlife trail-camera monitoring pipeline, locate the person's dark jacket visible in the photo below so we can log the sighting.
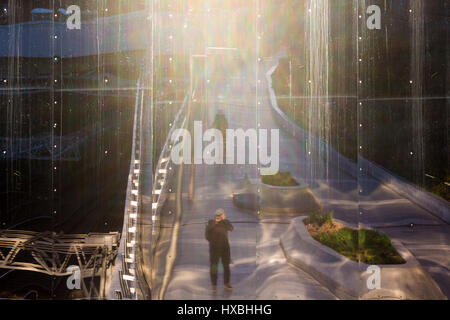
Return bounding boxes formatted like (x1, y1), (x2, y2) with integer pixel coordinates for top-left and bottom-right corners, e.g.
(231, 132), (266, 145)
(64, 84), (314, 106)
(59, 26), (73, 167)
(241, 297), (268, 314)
(205, 219), (234, 248)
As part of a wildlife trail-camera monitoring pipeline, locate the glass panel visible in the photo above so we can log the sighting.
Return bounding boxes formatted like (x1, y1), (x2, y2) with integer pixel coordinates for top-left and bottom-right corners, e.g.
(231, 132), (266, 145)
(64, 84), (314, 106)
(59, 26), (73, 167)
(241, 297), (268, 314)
(0, 0), (144, 299)
(0, 0), (447, 301)
(264, 0), (359, 298)
(358, 0), (449, 298)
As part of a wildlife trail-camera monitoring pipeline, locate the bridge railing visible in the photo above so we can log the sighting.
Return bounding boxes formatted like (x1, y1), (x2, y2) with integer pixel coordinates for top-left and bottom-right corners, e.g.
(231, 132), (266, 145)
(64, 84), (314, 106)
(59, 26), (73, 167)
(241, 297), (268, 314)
(109, 77), (144, 299)
(150, 94), (188, 244)
(109, 76), (189, 299)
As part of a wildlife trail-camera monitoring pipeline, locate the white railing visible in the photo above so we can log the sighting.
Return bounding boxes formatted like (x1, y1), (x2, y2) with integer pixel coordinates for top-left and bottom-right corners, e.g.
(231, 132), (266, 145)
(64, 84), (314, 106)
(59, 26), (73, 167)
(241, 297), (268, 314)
(108, 88), (189, 299)
(109, 77), (144, 299)
(150, 94), (189, 238)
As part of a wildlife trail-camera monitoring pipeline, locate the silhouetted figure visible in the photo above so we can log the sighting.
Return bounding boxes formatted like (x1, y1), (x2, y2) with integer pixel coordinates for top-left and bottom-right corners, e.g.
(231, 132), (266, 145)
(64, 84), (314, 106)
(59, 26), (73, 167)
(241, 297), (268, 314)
(205, 208), (234, 292)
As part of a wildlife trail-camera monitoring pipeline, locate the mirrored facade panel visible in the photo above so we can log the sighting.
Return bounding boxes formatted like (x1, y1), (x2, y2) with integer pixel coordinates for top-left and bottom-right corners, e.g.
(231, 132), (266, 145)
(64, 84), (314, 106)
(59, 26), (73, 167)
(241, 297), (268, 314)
(0, 0), (448, 301)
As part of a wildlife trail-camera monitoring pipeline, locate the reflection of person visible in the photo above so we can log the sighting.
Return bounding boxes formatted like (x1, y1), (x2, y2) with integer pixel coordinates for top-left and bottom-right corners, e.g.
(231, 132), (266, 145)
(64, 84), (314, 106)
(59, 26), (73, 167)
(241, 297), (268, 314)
(205, 208), (234, 292)
(214, 110), (228, 138)
(213, 110), (228, 162)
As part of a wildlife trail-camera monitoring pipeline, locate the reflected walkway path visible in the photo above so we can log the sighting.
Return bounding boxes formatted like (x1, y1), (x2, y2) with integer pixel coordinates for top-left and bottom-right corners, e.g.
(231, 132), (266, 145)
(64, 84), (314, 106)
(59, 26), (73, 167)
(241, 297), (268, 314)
(159, 60), (449, 299)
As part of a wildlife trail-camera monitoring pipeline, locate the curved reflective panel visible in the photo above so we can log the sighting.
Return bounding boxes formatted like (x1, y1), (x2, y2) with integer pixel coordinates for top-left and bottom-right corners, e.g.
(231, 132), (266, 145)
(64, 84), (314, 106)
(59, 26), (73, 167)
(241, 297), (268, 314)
(0, 0), (448, 301)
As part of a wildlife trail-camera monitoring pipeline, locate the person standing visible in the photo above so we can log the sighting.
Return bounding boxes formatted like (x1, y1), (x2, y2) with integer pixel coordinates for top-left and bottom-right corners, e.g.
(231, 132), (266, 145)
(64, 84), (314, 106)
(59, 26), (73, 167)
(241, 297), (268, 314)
(205, 208), (234, 292)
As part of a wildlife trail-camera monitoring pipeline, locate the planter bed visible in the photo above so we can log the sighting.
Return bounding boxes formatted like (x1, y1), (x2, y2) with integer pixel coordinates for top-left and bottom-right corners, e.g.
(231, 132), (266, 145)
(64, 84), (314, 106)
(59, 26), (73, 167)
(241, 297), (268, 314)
(232, 175), (321, 214)
(280, 217), (446, 300)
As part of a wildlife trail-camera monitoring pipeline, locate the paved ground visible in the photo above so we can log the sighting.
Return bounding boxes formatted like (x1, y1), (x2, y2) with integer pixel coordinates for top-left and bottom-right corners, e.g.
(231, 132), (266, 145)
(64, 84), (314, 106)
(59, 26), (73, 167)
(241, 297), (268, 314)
(163, 164), (337, 300)
(381, 225), (450, 298)
(159, 60), (449, 299)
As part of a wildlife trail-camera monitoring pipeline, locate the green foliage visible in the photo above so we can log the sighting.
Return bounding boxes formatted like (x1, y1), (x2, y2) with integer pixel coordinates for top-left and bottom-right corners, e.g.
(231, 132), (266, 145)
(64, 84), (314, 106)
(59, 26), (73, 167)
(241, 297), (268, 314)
(306, 209), (405, 264)
(261, 171), (299, 187)
(312, 226), (405, 265)
(308, 210), (334, 226)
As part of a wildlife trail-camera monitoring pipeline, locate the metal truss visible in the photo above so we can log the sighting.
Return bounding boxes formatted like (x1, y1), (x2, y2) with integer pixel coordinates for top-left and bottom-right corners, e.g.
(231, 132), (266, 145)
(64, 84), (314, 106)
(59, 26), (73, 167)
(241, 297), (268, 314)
(0, 123), (108, 161)
(0, 230), (120, 298)
(0, 135), (82, 161)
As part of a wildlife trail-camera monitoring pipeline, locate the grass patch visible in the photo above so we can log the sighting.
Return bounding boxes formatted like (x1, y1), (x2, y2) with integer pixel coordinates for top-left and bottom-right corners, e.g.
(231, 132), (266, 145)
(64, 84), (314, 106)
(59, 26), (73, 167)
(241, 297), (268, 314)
(261, 171), (300, 187)
(305, 211), (406, 265)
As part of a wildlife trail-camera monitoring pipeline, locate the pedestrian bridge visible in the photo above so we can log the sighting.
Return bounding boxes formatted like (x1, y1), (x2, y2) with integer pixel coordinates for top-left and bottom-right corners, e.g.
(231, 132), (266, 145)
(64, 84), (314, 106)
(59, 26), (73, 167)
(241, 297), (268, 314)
(108, 54), (449, 300)
(0, 3), (448, 300)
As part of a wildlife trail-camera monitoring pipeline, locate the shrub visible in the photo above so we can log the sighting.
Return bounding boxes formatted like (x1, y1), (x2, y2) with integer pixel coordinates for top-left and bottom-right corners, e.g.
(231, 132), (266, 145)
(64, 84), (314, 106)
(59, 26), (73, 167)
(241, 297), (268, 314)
(308, 210), (334, 226)
(261, 171), (300, 187)
(306, 212), (406, 265)
(313, 227), (405, 265)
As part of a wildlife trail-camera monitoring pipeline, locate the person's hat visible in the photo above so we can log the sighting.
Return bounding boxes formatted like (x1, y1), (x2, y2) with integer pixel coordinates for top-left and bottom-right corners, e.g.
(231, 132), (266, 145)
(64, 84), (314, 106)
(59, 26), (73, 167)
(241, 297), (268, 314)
(214, 208), (225, 218)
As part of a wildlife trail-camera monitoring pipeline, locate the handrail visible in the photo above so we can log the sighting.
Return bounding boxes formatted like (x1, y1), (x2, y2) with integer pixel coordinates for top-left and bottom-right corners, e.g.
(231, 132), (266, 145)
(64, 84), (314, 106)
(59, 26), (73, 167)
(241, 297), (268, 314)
(108, 77), (144, 299)
(150, 94), (189, 236)
(149, 90), (192, 300)
(108, 85), (189, 299)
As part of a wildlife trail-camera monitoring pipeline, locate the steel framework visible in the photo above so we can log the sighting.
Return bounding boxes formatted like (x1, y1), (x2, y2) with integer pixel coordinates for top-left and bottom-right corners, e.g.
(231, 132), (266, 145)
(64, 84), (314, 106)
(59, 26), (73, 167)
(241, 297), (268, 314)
(0, 230), (120, 298)
(0, 123), (110, 161)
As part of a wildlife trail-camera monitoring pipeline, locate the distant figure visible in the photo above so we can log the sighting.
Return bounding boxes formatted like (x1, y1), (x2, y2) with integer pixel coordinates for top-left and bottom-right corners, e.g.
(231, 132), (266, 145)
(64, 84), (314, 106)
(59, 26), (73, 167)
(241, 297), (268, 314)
(214, 110), (228, 137)
(213, 110), (228, 162)
(205, 208), (234, 292)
